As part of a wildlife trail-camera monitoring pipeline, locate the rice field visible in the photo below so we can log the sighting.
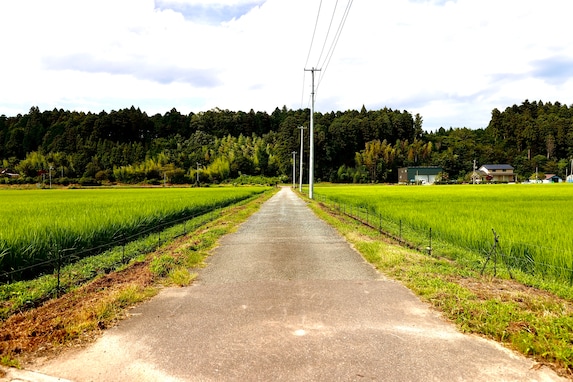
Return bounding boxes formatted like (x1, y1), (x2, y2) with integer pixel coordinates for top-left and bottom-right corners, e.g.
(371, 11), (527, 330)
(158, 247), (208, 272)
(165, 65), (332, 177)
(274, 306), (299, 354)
(0, 186), (268, 278)
(315, 183), (573, 283)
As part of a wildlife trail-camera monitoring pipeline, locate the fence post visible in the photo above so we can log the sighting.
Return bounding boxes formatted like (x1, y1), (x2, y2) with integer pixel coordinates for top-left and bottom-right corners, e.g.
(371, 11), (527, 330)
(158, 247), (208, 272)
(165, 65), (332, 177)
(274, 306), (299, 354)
(427, 228), (432, 256)
(399, 220), (402, 238)
(56, 246), (61, 298)
(122, 234), (126, 264)
(366, 207), (369, 225)
(379, 213), (382, 233)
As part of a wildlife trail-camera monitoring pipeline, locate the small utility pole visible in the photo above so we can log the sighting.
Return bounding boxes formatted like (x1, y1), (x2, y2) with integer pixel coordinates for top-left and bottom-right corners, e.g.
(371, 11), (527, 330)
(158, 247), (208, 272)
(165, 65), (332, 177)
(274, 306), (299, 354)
(292, 151), (297, 188)
(298, 126), (307, 192)
(196, 162), (201, 186)
(304, 67), (321, 199)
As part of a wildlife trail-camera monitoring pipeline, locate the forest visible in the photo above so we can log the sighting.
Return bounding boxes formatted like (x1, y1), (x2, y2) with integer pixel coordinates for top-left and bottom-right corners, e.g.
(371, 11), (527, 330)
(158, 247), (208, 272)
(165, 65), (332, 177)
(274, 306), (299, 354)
(0, 99), (572, 185)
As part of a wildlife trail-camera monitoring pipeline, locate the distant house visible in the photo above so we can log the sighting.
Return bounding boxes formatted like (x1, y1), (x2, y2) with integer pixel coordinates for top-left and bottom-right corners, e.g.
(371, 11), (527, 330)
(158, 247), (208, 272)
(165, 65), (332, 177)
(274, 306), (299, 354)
(398, 166), (443, 184)
(477, 164), (515, 183)
(0, 169), (19, 178)
(543, 174), (562, 183)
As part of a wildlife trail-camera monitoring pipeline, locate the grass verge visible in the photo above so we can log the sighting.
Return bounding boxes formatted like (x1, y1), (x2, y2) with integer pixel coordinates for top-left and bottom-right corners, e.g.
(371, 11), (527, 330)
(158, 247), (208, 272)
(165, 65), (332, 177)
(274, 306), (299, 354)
(0, 187), (278, 369)
(308, 198), (573, 379)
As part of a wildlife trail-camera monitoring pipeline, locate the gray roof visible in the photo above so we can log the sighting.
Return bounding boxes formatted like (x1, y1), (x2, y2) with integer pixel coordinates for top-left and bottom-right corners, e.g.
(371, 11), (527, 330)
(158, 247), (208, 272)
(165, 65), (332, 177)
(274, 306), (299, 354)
(480, 164), (513, 170)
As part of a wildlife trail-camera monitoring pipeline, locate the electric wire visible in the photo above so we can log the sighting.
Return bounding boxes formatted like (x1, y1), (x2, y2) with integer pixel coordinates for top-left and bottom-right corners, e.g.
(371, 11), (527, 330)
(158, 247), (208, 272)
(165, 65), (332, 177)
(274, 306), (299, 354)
(301, 0), (323, 108)
(304, 0), (323, 69)
(316, 0), (353, 94)
(314, 0), (339, 69)
(318, 0), (353, 80)
(301, 0), (353, 106)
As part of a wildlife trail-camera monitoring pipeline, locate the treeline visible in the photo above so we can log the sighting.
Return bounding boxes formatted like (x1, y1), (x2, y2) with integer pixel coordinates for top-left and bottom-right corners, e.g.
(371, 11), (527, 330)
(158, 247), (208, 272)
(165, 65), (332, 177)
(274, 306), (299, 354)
(424, 100), (573, 182)
(0, 100), (572, 185)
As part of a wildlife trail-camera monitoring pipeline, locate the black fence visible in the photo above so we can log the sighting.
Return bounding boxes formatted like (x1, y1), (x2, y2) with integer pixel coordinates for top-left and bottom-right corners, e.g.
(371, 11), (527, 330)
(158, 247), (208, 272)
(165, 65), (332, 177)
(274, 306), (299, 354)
(0, 195), (257, 286)
(315, 194), (573, 286)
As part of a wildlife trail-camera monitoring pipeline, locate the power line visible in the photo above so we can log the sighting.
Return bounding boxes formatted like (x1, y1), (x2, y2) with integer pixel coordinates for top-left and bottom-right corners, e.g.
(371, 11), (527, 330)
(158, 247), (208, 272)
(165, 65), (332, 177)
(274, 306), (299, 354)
(300, 71), (307, 109)
(319, 0), (353, 74)
(301, 0), (323, 108)
(304, 0), (323, 69)
(316, 0), (353, 94)
(314, 0), (339, 69)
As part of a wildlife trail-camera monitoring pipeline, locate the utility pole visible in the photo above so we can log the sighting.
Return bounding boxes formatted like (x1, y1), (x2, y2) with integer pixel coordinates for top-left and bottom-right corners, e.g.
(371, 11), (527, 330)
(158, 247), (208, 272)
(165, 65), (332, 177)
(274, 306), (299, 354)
(292, 151), (297, 188)
(196, 162), (201, 186)
(304, 67), (320, 199)
(297, 126), (307, 192)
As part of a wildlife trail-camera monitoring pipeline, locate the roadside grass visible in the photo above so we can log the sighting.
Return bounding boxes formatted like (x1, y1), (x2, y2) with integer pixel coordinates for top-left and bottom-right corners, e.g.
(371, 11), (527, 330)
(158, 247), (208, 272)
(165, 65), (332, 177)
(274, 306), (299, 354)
(308, 198), (573, 378)
(68, 283), (158, 340)
(0, 187), (279, 368)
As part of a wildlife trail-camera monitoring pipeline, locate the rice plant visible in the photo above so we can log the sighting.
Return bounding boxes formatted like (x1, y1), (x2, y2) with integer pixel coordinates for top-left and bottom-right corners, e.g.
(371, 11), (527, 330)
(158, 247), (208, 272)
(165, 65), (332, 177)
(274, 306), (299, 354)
(315, 184), (573, 283)
(0, 187), (268, 279)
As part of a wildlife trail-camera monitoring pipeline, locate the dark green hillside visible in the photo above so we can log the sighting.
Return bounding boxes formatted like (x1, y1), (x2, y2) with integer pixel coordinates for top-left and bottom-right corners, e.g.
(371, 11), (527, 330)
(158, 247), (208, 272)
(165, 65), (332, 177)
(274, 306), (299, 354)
(1, 100), (572, 185)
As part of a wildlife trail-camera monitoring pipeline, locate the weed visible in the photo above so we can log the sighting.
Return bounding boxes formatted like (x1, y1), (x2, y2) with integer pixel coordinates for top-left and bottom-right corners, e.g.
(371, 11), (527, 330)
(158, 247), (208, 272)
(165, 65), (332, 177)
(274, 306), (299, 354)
(168, 267), (196, 286)
(0, 355), (19, 368)
(150, 255), (177, 277)
(185, 251), (205, 268)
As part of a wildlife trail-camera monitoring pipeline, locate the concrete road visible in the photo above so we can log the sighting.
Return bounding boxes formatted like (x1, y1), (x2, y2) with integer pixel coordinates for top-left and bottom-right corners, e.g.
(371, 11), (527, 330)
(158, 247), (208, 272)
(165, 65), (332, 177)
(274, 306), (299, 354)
(14, 187), (565, 381)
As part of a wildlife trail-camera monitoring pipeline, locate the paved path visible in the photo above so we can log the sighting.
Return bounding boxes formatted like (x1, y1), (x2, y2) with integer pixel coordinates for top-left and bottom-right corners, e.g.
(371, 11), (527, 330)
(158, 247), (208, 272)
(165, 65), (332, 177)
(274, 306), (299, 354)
(11, 188), (565, 381)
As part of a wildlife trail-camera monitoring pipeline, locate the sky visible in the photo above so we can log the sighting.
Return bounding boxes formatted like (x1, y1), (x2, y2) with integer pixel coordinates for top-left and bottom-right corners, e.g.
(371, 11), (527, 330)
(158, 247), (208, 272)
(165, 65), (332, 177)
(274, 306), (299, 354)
(1, 0), (572, 131)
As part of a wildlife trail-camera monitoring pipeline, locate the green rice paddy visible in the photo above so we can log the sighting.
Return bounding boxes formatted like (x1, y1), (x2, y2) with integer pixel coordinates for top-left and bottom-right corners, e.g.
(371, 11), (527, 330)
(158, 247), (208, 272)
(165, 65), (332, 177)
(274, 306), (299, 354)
(0, 187), (268, 278)
(315, 184), (573, 283)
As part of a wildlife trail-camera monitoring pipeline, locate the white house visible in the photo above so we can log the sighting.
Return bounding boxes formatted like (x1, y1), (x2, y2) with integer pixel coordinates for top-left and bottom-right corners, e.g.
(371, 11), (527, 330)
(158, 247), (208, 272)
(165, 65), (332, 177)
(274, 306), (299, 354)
(477, 164), (515, 183)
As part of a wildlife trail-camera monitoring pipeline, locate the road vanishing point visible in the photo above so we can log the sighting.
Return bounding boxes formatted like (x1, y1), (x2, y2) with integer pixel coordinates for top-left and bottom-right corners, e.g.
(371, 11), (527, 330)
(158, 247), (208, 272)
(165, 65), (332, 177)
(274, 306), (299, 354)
(5, 187), (566, 381)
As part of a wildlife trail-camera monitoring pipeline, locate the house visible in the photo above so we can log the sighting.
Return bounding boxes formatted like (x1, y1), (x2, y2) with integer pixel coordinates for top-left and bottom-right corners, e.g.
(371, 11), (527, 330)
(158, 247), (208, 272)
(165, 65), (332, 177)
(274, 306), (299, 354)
(398, 166), (443, 184)
(477, 164), (515, 183)
(0, 169), (19, 178)
(543, 174), (562, 183)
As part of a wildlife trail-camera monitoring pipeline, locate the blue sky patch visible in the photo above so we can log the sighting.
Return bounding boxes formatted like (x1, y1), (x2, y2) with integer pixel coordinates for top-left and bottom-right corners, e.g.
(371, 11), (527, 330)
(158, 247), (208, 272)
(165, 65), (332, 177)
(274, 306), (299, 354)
(531, 56), (573, 85)
(43, 53), (221, 87)
(154, 1), (266, 24)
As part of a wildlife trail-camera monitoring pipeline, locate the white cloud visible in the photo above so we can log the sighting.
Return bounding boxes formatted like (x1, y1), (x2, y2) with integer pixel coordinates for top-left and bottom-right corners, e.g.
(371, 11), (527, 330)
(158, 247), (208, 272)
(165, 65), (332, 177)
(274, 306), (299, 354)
(1, 0), (572, 130)
(154, 0), (265, 24)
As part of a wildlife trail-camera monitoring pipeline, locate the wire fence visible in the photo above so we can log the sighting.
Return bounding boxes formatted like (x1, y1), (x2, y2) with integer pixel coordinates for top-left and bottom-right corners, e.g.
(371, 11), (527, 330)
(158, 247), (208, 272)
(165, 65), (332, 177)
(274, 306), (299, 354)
(314, 194), (573, 286)
(0, 195), (256, 287)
